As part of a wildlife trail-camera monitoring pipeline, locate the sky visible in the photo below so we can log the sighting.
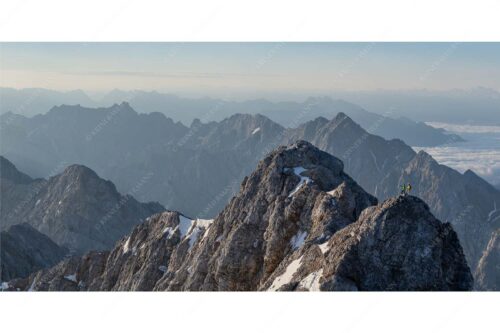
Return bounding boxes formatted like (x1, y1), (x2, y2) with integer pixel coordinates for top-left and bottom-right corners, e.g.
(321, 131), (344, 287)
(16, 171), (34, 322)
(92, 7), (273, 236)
(1, 43), (500, 98)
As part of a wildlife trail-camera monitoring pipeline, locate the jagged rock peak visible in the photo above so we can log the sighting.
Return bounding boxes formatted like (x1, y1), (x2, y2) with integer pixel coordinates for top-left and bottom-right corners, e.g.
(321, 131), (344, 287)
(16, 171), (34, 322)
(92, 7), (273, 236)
(303, 112), (366, 139)
(6, 142), (473, 292)
(159, 140), (377, 291)
(367, 194), (432, 217)
(317, 195), (474, 291)
(60, 164), (100, 178)
(329, 112), (360, 127)
(50, 164), (118, 193)
(10, 163), (165, 254)
(57, 164), (110, 183)
(110, 101), (136, 113)
(413, 150), (436, 162)
(262, 140), (345, 184)
(221, 113), (285, 133)
(258, 194), (473, 291)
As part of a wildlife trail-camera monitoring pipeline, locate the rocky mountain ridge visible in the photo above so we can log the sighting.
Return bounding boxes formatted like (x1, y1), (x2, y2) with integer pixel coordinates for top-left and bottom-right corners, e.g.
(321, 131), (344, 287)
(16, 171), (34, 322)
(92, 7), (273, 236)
(287, 113), (500, 277)
(1, 157), (164, 254)
(5, 142), (473, 291)
(1, 107), (496, 287)
(1, 88), (462, 146)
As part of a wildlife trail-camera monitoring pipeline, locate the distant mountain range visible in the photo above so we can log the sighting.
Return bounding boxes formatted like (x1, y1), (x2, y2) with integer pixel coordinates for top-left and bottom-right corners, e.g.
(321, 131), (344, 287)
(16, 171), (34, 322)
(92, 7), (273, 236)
(0, 87), (462, 147)
(4, 86), (497, 125)
(0, 105), (498, 287)
(4, 142), (473, 291)
(0, 87), (95, 115)
(332, 87), (500, 125)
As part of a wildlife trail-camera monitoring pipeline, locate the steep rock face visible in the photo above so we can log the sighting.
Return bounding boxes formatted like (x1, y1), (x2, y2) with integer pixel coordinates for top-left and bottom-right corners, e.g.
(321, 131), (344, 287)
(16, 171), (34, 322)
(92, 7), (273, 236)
(257, 195), (473, 291)
(8, 141), (377, 291)
(6, 252), (109, 291)
(286, 113), (416, 197)
(258, 197), (472, 291)
(10, 141), (473, 291)
(23, 165), (164, 254)
(86, 211), (214, 291)
(289, 113), (500, 278)
(395, 152), (499, 268)
(7, 211), (213, 291)
(475, 229), (499, 291)
(1, 224), (68, 282)
(157, 140), (377, 291)
(1, 160), (164, 254)
(307, 196), (471, 291)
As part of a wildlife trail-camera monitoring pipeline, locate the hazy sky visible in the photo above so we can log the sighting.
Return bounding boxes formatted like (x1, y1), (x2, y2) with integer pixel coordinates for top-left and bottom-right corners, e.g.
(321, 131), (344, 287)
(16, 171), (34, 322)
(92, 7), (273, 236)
(1, 43), (500, 98)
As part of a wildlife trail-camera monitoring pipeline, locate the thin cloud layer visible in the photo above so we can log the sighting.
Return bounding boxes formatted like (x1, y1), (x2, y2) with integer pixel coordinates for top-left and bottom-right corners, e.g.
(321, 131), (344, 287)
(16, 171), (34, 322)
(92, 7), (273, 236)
(427, 122), (500, 134)
(417, 122), (500, 185)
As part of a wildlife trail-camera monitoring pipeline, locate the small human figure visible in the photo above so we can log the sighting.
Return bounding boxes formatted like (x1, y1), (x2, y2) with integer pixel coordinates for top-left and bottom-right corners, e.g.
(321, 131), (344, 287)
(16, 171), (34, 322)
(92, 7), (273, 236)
(400, 184), (406, 196)
(406, 183), (412, 194)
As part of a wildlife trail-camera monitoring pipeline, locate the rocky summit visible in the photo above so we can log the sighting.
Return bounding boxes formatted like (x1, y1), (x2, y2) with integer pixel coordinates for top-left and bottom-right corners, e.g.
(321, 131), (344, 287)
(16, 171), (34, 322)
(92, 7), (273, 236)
(6, 141), (473, 291)
(288, 113), (500, 285)
(301, 196), (473, 291)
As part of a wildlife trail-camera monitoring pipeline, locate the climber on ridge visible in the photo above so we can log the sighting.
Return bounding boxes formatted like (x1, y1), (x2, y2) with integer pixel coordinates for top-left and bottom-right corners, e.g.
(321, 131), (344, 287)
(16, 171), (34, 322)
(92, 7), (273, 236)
(400, 183), (412, 196)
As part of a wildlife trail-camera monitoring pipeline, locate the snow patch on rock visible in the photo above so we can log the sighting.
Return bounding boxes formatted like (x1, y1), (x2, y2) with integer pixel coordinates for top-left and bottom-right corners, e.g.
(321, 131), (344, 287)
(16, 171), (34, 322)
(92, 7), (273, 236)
(163, 226), (175, 239)
(298, 269), (323, 291)
(28, 280), (36, 291)
(184, 218), (214, 250)
(290, 230), (307, 250)
(488, 201), (498, 222)
(178, 215), (194, 238)
(64, 273), (77, 283)
(123, 236), (132, 253)
(286, 167), (312, 197)
(268, 256), (303, 291)
(319, 242), (330, 254)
